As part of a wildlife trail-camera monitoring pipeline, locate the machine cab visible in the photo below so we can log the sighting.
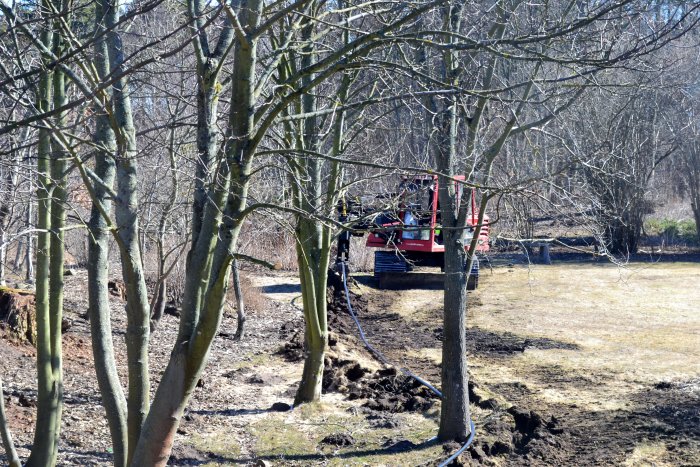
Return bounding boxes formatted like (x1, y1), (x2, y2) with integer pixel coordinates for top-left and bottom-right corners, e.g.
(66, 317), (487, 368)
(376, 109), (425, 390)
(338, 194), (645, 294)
(366, 175), (489, 253)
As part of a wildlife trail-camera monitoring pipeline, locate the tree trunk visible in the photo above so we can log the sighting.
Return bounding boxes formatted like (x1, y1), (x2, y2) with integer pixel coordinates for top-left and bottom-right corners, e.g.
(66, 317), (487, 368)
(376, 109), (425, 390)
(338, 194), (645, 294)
(293, 222), (329, 404)
(435, 119), (473, 441)
(0, 377), (21, 467)
(26, 92), (56, 467)
(26, 2), (62, 461)
(438, 230), (471, 441)
(149, 232), (167, 333)
(685, 151), (700, 243)
(692, 199), (700, 244)
(116, 160), (151, 467)
(104, 1), (152, 456)
(0, 230), (6, 287)
(129, 350), (191, 466)
(150, 278), (167, 333)
(46, 54), (68, 466)
(150, 128), (178, 334)
(191, 64), (221, 248)
(0, 152), (16, 287)
(289, 8), (334, 404)
(295, 335), (325, 403)
(130, 221), (240, 466)
(13, 236), (24, 274)
(432, 4), (473, 437)
(87, 2), (130, 464)
(231, 260), (245, 341)
(607, 215), (641, 255)
(129, 0), (260, 452)
(188, 0), (233, 250)
(25, 200), (34, 284)
(87, 198), (129, 467)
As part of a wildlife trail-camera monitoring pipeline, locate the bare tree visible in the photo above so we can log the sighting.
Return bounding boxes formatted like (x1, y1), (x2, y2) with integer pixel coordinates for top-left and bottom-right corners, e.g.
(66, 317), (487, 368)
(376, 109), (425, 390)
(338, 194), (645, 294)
(405, 0), (698, 440)
(578, 88), (677, 254)
(681, 123), (700, 242)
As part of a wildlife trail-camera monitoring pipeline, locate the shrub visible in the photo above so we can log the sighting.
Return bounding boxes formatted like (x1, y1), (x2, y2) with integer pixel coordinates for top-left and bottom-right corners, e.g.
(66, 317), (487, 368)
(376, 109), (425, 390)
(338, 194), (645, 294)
(645, 218), (697, 244)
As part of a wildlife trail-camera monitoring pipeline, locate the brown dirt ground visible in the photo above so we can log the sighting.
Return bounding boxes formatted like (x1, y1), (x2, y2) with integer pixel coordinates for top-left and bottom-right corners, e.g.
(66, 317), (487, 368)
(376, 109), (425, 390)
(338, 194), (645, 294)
(1, 257), (699, 466)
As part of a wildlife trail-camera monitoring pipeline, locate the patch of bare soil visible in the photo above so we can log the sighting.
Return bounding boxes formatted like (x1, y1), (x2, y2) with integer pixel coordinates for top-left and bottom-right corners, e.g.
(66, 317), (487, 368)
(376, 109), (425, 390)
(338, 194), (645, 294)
(278, 277), (440, 415)
(1, 268), (307, 466)
(486, 373), (700, 466)
(312, 263), (700, 466)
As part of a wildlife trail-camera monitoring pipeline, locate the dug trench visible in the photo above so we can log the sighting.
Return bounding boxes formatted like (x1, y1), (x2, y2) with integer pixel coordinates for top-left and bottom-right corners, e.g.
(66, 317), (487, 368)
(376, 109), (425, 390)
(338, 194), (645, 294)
(274, 269), (700, 466)
(275, 272), (574, 465)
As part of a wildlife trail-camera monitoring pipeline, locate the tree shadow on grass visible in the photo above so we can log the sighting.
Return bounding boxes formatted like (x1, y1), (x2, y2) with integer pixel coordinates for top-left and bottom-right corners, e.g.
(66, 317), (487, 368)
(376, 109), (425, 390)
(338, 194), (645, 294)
(189, 407), (272, 417)
(463, 327), (580, 355)
(170, 437), (439, 466)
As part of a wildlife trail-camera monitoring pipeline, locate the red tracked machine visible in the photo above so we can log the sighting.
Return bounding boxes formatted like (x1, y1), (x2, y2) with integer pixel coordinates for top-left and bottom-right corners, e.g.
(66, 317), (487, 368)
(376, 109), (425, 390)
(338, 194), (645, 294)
(336, 175), (489, 289)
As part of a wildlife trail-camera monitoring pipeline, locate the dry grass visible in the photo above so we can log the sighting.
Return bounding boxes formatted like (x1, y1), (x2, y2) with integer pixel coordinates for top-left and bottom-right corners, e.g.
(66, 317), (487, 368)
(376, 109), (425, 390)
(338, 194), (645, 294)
(238, 227), (298, 271)
(472, 262), (700, 379)
(467, 261), (700, 440)
(622, 442), (674, 467)
(226, 273), (269, 313)
(238, 228), (377, 273)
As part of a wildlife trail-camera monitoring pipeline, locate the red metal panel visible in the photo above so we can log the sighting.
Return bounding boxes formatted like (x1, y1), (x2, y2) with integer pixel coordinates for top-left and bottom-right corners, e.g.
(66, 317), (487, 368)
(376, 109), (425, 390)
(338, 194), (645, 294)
(365, 175), (490, 254)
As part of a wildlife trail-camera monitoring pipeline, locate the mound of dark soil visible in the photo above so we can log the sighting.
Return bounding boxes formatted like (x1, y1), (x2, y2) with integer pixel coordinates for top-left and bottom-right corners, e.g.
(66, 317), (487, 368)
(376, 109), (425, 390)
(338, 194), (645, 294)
(322, 357), (438, 413)
(289, 272), (570, 464)
(275, 269), (364, 361)
(276, 321), (340, 362)
(276, 330), (305, 362)
(277, 313), (437, 414)
(442, 405), (569, 466)
(275, 317), (306, 361)
(319, 432), (355, 447)
(326, 270), (369, 335)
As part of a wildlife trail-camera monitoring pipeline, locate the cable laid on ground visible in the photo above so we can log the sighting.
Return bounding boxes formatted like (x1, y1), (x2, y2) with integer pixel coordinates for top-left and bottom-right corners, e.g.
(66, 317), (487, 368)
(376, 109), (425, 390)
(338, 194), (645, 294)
(339, 263), (441, 396)
(338, 262), (476, 466)
(437, 420), (476, 467)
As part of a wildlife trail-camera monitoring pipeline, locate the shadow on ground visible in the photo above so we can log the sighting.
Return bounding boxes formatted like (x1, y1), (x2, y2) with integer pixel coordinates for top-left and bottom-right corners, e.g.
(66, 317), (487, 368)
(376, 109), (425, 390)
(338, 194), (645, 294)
(170, 437), (438, 466)
(261, 283), (302, 294)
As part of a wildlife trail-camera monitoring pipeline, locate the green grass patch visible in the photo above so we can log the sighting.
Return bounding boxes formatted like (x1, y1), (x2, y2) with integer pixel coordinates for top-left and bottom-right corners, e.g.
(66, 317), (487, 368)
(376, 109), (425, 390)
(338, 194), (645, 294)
(325, 414), (442, 467)
(246, 403), (447, 466)
(187, 431), (242, 459)
(249, 414), (318, 458)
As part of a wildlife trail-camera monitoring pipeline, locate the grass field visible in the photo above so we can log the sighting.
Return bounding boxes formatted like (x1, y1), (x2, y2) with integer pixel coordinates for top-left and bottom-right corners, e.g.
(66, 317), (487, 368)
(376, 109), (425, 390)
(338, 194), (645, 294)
(467, 261), (700, 465)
